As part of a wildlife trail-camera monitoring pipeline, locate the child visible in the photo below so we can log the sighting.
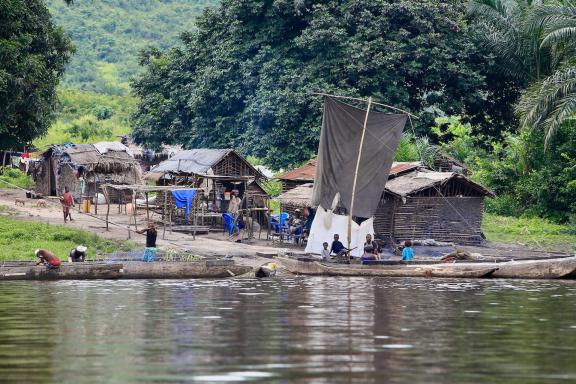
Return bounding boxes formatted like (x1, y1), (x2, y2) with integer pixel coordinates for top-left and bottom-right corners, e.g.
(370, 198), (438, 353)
(321, 242), (330, 261)
(402, 240), (414, 261)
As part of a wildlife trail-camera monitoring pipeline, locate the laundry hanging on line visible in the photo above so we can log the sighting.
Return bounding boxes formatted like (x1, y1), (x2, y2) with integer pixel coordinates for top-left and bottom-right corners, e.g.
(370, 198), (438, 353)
(171, 189), (197, 215)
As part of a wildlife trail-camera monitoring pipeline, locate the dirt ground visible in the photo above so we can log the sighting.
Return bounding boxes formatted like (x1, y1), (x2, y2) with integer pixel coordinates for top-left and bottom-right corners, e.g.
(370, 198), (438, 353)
(0, 188), (571, 262)
(0, 188), (305, 260)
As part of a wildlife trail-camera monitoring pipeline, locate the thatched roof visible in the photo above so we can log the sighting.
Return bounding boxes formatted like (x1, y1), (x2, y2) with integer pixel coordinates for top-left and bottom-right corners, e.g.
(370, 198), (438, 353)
(276, 171), (493, 208)
(276, 183), (314, 207)
(384, 171), (494, 197)
(42, 143), (142, 182)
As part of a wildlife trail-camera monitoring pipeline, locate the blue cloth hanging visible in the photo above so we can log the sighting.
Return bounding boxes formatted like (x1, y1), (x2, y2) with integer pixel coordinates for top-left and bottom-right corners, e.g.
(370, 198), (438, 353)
(171, 189), (197, 215)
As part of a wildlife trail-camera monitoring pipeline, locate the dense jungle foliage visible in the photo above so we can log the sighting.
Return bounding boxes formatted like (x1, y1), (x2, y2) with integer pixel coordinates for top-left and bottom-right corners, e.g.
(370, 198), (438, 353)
(0, 0), (73, 150)
(131, 0), (575, 223)
(46, 0), (218, 94)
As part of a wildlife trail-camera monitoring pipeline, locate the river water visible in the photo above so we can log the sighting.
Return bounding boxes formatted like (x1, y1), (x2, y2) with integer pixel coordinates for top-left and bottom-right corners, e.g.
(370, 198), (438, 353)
(0, 277), (575, 383)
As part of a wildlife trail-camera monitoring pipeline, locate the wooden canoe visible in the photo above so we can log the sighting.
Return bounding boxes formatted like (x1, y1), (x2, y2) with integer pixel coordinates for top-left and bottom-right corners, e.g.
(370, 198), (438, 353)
(278, 257), (498, 278)
(0, 261), (252, 280)
(119, 261), (252, 279)
(0, 263), (124, 281)
(279, 256), (576, 280)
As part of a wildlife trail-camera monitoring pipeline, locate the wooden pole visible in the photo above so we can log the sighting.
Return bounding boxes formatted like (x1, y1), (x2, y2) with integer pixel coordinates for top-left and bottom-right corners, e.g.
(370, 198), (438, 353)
(94, 178), (98, 215)
(145, 191), (150, 221)
(104, 185), (110, 231)
(347, 96), (372, 259)
(132, 189), (138, 232)
(162, 191), (168, 240)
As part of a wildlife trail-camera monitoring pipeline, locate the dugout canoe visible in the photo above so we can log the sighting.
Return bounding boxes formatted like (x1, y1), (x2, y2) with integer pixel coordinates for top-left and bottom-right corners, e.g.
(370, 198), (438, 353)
(0, 260), (252, 280)
(278, 257), (497, 278)
(278, 256), (576, 280)
(0, 263), (124, 281)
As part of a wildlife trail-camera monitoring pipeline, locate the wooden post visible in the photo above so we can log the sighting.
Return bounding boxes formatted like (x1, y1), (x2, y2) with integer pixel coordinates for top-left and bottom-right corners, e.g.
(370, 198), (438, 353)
(162, 191), (168, 240)
(145, 191), (150, 221)
(348, 97), (372, 259)
(192, 191), (197, 241)
(94, 178), (98, 215)
(132, 189), (138, 232)
(104, 185), (110, 231)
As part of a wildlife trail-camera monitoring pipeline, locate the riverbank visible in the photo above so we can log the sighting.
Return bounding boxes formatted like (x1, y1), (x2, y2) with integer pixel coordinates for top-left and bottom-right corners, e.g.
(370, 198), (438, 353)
(0, 212), (134, 260)
(482, 213), (576, 254)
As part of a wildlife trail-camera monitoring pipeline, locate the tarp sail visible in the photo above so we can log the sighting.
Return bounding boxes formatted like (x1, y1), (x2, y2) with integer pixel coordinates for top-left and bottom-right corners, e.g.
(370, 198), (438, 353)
(312, 97), (407, 218)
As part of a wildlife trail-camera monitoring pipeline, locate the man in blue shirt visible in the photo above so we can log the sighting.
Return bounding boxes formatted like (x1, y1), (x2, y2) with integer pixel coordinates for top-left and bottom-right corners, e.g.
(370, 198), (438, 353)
(330, 234), (346, 257)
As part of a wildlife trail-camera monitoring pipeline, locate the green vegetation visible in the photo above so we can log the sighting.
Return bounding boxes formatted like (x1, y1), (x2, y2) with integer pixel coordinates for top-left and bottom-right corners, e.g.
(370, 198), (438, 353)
(0, 0), (72, 150)
(34, 88), (136, 148)
(0, 168), (35, 190)
(482, 213), (576, 253)
(132, 0), (509, 169)
(0, 214), (134, 261)
(46, 0), (218, 94)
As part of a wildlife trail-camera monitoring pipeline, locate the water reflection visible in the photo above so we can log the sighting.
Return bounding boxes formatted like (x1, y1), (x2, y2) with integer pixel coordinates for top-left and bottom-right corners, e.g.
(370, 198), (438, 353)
(0, 278), (575, 383)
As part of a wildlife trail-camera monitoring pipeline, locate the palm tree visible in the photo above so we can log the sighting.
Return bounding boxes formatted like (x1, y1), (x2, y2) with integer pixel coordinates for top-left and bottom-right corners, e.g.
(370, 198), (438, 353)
(516, 0), (576, 146)
(468, 0), (549, 83)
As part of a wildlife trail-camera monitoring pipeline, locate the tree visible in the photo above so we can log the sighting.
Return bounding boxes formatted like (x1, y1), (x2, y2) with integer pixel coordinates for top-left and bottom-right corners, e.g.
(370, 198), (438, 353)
(0, 0), (73, 150)
(469, 0), (576, 145)
(516, 1), (576, 146)
(132, 0), (501, 169)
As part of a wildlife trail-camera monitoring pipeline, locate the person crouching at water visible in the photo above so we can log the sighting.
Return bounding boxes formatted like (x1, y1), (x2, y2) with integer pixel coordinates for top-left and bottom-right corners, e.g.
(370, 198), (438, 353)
(69, 245), (87, 262)
(402, 240), (414, 261)
(137, 222), (157, 262)
(35, 249), (61, 269)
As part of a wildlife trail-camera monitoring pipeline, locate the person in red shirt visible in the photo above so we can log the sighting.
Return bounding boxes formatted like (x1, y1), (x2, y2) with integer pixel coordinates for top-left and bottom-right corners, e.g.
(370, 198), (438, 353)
(35, 249), (61, 269)
(61, 186), (75, 223)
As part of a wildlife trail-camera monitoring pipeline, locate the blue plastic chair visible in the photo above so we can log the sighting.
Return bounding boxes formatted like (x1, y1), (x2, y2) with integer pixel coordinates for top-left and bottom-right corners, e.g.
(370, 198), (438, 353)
(222, 213), (239, 235)
(269, 212), (289, 234)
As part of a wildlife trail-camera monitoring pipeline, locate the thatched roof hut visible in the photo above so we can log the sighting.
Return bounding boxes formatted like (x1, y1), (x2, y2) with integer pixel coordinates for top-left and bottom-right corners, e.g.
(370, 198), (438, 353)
(31, 142), (142, 197)
(276, 168), (493, 245)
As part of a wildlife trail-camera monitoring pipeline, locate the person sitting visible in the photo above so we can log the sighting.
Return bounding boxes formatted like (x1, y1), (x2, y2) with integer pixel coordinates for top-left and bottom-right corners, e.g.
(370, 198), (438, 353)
(137, 222), (158, 262)
(69, 245), (87, 262)
(35, 249), (61, 269)
(364, 234), (379, 256)
(402, 240), (414, 261)
(361, 245), (380, 262)
(330, 234), (347, 259)
(321, 241), (330, 261)
(288, 209), (303, 242)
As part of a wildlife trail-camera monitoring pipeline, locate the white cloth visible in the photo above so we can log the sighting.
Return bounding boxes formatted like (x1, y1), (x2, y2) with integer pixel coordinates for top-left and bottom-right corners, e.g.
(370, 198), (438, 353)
(93, 141), (132, 156)
(305, 206), (375, 257)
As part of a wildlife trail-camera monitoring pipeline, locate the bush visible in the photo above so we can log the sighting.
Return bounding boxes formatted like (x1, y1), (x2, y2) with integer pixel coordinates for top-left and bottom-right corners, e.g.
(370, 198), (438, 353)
(0, 167), (35, 189)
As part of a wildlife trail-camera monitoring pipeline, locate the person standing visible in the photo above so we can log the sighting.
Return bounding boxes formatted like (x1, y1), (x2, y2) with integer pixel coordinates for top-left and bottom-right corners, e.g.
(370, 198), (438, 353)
(137, 222), (158, 262)
(61, 186), (74, 223)
(227, 190), (242, 215)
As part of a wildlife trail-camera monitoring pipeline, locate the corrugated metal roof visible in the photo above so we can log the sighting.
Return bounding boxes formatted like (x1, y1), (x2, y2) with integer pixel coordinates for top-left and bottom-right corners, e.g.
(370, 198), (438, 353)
(150, 149), (233, 174)
(277, 160), (419, 181)
(276, 160), (317, 181)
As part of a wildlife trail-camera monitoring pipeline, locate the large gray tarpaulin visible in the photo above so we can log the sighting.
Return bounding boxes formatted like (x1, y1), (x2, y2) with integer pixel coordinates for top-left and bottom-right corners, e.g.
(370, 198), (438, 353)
(312, 96), (407, 218)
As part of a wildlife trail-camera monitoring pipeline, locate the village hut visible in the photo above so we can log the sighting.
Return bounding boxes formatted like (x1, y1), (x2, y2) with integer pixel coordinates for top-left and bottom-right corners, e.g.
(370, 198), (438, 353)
(276, 163), (493, 245)
(147, 148), (268, 214)
(31, 142), (142, 198)
(127, 143), (182, 172)
(276, 159), (317, 193)
(375, 170), (494, 245)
